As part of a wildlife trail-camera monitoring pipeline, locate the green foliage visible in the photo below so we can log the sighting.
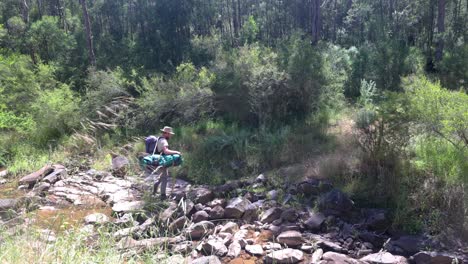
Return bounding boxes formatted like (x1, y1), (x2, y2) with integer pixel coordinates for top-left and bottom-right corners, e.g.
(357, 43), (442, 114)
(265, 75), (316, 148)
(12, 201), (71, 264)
(438, 43), (468, 90)
(27, 16), (75, 63)
(240, 16), (259, 44)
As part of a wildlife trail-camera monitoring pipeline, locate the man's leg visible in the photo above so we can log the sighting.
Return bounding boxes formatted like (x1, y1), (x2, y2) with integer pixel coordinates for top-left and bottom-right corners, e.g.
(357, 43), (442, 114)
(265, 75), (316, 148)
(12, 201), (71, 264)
(159, 167), (168, 199)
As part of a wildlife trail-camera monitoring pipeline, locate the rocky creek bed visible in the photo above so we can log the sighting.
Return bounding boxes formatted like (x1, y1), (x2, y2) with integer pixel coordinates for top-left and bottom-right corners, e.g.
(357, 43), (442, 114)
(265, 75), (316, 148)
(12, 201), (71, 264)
(0, 161), (467, 264)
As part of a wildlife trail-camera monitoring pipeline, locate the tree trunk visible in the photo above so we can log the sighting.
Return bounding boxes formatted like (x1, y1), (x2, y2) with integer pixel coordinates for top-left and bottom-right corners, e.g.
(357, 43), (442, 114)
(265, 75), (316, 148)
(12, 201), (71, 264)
(435, 0), (446, 62)
(37, 0), (43, 18)
(311, 0), (321, 44)
(79, 0), (96, 66)
(20, 0), (29, 24)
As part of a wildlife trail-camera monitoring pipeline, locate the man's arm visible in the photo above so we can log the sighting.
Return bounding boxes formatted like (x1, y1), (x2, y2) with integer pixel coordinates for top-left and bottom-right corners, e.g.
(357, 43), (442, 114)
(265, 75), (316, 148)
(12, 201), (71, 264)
(162, 146), (180, 155)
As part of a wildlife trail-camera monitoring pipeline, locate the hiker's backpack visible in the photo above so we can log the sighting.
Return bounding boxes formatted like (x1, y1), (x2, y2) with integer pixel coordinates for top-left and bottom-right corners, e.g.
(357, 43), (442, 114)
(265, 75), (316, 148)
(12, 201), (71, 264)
(145, 135), (161, 155)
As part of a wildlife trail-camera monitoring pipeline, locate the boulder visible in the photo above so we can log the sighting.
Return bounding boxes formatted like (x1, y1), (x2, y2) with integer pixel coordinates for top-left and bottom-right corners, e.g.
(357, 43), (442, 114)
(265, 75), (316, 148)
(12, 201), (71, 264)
(169, 216), (189, 232)
(84, 213), (109, 225)
(209, 205), (224, 219)
(0, 199), (19, 211)
(112, 201), (144, 213)
(304, 212), (326, 231)
(215, 223), (237, 236)
(318, 189), (354, 215)
(192, 210), (209, 223)
(281, 208), (299, 222)
(261, 207), (283, 223)
(321, 252), (362, 264)
(190, 187), (214, 205)
(201, 239), (228, 257)
(19, 165), (53, 186)
(224, 197), (251, 219)
(412, 251), (463, 264)
(191, 256), (222, 264)
(360, 252), (409, 264)
(186, 221), (215, 240)
(227, 241), (242, 258)
(264, 248), (304, 264)
(277, 231), (303, 247)
(245, 244), (264, 255)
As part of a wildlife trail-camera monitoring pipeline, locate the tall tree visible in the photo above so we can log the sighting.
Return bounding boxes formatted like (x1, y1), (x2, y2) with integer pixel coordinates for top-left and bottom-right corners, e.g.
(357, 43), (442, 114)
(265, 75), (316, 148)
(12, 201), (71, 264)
(311, 0), (321, 44)
(435, 0), (446, 63)
(79, 0), (96, 66)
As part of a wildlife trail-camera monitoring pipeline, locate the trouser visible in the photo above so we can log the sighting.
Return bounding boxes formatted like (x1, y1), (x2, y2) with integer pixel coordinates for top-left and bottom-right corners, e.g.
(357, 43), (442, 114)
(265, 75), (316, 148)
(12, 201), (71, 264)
(153, 167), (168, 196)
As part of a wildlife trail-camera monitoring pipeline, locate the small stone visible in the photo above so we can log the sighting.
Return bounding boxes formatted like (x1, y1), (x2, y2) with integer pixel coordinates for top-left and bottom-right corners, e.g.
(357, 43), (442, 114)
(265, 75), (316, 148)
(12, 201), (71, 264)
(191, 256), (222, 264)
(264, 248), (304, 264)
(201, 239), (228, 257)
(224, 197), (251, 219)
(220, 222), (239, 234)
(193, 210), (209, 223)
(169, 216), (188, 232)
(84, 213), (109, 225)
(322, 252), (361, 264)
(360, 252), (408, 264)
(281, 208), (299, 222)
(227, 241), (242, 258)
(256, 174), (266, 183)
(304, 212), (326, 231)
(112, 201), (144, 213)
(186, 221), (215, 240)
(277, 231), (303, 247)
(209, 205), (224, 219)
(260, 207), (283, 223)
(311, 248), (323, 263)
(245, 244), (264, 255)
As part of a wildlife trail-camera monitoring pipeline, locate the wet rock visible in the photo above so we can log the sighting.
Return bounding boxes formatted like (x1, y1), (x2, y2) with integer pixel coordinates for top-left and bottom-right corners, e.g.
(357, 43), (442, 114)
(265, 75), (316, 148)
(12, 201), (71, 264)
(311, 248), (324, 263)
(84, 213), (109, 225)
(264, 248), (304, 264)
(201, 239), (228, 257)
(186, 221), (215, 240)
(19, 165), (53, 186)
(112, 201), (144, 213)
(191, 256), (222, 264)
(318, 189), (354, 215)
(193, 210), (209, 223)
(277, 231), (303, 247)
(209, 205), (224, 219)
(224, 197), (251, 219)
(261, 207), (283, 223)
(227, 241), (242, 258)
(361, 252), (408, 264)
(321, 252), (362, 264)
(304, 212), (326, 231)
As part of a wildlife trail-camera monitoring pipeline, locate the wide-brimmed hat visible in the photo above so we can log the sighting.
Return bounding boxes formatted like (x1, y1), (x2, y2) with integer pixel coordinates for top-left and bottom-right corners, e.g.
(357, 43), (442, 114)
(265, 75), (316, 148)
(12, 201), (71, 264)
(160, 126), (175, 135)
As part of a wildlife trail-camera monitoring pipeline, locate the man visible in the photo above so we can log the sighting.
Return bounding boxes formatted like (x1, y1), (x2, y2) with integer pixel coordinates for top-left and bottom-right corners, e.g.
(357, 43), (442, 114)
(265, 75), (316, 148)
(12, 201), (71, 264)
(152, 126), (180, 200)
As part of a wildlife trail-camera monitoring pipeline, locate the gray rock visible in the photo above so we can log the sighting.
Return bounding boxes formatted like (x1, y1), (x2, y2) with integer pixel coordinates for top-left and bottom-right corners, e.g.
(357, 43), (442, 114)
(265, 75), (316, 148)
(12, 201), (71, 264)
(242, 202), (260, 222)
(186, 221), (215, 240)
(0, 199), (18, 211)
(277, 231), (303, 247)
(360, 252), (409, 264)
(191, 256), (222, 264)
(169, 216), (188, 232)
(412, 251), (462, 264)
(256, 174), (266, 183)
(322, 252), (362, 264)
(172, 241), (193, 255)
(318, 189), (354, 215)
(281, 208), (299, 222)
(117, 236), (179, 251)
(19, 165), (53, 186)
(264, 248), (304, 264)
(192, 210), (209, 223)
(297, 180), (320, 196)
(311, 248), (324, 263)
(84, 213), (109, 225)
(224, 197), (251, 219)
(227, 241), (242, 258)
(220, 222), (239, 234)
(207, 198), (226, 208)
(386, 236), (423, 256)
(209, 205), (224, 219)
(201, 239), (228, 257)
(43, 168), (66, 184)
(304, 212), (326, 231)
(267, 190), (279, 200)
(159, 202), (179, 223)
(190, 187), (214, 205)
(261, 207), (283, 223)
(263, 242), (282, 250)
(162, 254), (187, 264)
(246, 244), (264, 255)
(364, 209), (389, 231)
(112, 201), (144, 213)
(111, 155), (129, 175)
